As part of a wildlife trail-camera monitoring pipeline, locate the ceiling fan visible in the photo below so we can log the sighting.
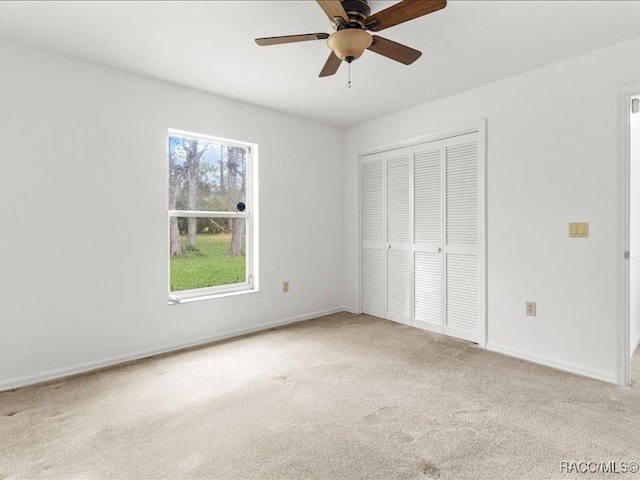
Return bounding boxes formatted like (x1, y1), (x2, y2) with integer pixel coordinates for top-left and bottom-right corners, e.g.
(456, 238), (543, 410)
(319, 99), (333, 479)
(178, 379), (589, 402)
(255, 0), (447, 78)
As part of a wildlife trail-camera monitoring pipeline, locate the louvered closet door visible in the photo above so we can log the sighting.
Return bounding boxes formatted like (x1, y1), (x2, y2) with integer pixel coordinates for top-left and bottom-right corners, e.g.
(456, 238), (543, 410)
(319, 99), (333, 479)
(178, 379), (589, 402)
(385, 148), (412, 325)
(361, 153), (386, 318)
(444, 133), (480, 343)
(360, 128), (483, 343)
(413, 141), (444, 331)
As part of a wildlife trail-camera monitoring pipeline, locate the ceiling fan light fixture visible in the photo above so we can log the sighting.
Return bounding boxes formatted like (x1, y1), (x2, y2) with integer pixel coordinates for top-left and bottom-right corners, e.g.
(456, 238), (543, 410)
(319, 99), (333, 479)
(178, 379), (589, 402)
(327, 28), (372, 62)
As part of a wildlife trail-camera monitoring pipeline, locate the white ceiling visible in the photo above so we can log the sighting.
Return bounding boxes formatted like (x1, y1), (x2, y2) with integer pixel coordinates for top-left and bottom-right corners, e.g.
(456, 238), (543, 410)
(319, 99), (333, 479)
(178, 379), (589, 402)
(1, 1), (640, 127)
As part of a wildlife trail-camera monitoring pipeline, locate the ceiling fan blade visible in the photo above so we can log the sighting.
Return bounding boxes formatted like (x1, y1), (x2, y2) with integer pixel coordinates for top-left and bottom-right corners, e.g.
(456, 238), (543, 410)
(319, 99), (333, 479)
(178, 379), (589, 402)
(365, 0), (446, 32)
(255, 33), (329, 46)
(367, 35), (422, 65)
(319, 51), (342, 77)
(316, 0), (349, 24)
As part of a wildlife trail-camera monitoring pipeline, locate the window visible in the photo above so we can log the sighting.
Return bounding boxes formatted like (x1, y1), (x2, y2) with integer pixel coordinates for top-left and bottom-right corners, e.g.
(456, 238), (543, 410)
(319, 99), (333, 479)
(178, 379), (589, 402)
(168, 129), (257, 302)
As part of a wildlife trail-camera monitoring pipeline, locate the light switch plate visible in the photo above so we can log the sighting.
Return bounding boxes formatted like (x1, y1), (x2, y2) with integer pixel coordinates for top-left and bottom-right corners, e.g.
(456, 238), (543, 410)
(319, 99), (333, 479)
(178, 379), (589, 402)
(569, 222), (588, 238)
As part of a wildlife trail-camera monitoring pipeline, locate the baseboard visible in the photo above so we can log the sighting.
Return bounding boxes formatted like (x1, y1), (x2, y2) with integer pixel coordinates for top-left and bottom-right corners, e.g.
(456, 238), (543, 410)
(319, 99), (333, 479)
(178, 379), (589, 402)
(0, 306), (349, 392)
(486, 342), (616, 384)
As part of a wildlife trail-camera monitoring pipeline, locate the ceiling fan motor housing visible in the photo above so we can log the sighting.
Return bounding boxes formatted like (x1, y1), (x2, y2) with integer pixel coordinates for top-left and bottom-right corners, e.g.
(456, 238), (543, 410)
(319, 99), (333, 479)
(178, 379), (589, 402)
(339, 0), (371, 28)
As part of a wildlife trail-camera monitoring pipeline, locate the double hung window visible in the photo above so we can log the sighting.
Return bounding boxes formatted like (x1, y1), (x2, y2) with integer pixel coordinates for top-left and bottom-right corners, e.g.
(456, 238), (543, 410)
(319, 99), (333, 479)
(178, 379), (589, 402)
(168, 129), (256, 302)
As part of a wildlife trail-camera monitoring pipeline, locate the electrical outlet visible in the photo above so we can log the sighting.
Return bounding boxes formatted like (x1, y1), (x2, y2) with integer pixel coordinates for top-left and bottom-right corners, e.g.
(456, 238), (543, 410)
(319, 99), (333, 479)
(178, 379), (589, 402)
(283, 281), (289, 293)
(526, 301), (536, 317)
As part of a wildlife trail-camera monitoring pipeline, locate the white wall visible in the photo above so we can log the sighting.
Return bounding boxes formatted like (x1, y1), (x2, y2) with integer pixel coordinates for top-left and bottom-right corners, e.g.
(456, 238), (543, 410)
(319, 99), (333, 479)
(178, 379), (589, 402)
(0, 39), (345, 390)
(344, 36), (640, 383)
(630, 95), (640, 354)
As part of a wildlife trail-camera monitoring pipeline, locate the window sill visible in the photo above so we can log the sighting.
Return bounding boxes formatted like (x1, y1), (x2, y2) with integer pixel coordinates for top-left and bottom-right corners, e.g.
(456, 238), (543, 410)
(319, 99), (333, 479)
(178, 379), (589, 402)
(168, 287), (259, 305)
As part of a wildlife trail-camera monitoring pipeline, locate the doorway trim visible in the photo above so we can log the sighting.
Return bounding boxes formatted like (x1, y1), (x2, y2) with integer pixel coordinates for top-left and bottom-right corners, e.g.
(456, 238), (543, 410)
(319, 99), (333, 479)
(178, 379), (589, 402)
(617, 81), (640, 386)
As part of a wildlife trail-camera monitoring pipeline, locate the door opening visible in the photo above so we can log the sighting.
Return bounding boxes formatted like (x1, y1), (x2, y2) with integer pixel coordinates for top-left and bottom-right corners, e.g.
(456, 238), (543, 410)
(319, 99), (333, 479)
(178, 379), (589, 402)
(630, 95), (640, 366)
(617, 83), (640, 386)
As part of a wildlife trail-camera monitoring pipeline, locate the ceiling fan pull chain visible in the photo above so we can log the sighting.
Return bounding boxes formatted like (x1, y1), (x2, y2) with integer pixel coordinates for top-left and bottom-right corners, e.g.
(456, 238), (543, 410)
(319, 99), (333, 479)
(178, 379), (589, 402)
(348, 61), (352, 88)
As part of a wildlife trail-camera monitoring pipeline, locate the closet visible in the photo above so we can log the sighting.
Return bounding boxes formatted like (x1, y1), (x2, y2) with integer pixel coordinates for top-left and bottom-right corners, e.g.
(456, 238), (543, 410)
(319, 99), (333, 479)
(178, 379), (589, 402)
(360, 129), (484, 343)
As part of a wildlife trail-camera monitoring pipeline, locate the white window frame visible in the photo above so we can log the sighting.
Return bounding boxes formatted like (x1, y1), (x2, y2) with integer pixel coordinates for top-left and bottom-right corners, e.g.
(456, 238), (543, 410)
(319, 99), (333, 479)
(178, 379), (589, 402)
(168, 128), (258, 304)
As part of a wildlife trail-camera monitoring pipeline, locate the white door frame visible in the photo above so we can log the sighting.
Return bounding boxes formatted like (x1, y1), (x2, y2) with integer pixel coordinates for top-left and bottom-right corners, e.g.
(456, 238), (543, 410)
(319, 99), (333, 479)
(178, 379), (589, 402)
(617, 81), (640, 386)
(356, 119), (487, 347)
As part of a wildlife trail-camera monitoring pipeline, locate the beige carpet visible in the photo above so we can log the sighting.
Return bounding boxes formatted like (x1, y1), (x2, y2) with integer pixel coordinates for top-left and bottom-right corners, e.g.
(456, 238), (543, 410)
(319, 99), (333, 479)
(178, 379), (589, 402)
(1, 312), (640, 480)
